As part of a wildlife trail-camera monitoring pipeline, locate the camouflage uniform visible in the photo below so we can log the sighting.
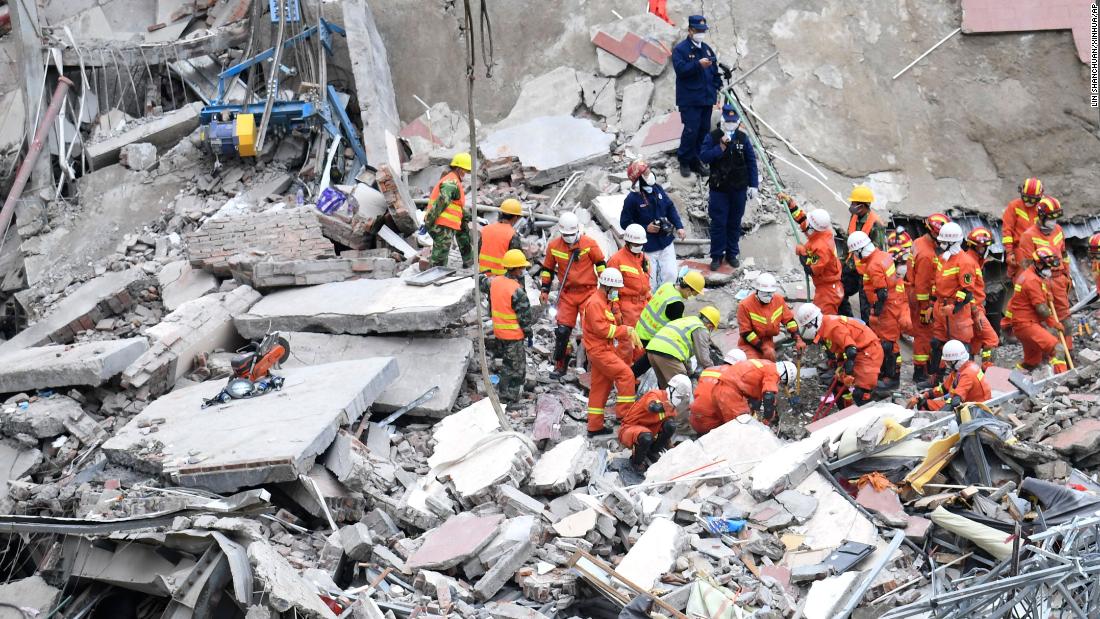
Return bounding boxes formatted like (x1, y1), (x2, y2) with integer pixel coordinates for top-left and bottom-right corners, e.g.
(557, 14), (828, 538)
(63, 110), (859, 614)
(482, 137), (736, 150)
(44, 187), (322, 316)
(480, 273), (534, 402)
(426, 180), (474, 267)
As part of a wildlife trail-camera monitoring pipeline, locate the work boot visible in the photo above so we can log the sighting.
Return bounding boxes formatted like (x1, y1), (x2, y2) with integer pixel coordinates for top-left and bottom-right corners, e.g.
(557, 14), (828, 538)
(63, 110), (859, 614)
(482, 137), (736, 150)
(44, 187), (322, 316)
(874, 376), (900, 393)
(550, 359), (567, 380)
(727, 256), (740, 268)
(588, 426), (613, 438)
(631, 433), (654, 471)
(709, 258), (722, 271)
(912, 365), (928, 386)
(679, 161), (692, 178)
(649, 420), (676, 462)
(691, 161), (710, 177)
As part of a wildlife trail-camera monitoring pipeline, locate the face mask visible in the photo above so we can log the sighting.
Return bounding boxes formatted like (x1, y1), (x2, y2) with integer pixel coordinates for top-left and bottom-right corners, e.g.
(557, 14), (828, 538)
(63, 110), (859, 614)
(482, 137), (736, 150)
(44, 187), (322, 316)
(1039, 267), (1052, 278)
(562, 233), (579, 244)
(859, 244), (875, 258)
(642, 185), (653, 193)
(692, 33), (705, 43)
(721, 122), (740, 133)
(629, 243), (644, 254)
(757, 291), (773, 304)
(1039, 218), (1055, 232)
(643, 172), (656, 186)
(897, 263), (909, 277)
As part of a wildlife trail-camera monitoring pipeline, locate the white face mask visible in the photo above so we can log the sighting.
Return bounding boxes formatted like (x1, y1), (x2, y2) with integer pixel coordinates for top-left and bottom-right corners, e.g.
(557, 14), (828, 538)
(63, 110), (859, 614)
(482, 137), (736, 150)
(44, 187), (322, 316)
(692, 33), (705, 43)
(1039, 267), (1052, 278)
(643, 172), (656, 186)
(859, 244), (875, 258)
(629, 243), (644, 254)
(1039, 219), (1055, 233)
(721, 122), (740, 133)
(897, 263), (909, 277)
(757, 291), (773, 304)
(562, 233), (579, 244)
(642, 185), (653, 193)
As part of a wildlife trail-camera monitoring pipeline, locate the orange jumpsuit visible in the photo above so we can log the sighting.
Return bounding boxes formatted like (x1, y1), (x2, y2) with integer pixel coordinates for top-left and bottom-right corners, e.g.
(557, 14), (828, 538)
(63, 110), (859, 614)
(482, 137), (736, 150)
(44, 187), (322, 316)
(1006, 267), (1065, 372)
(689, 364), (734, 433)
(924, 361), (991, 410)
(540, 235), (606, 329)
(909, 235), (939, 374)
(619, 389), (676, 448)
(790, 205), (844, 314)
(932, 250), (980, 347)
(690, 360), (779, 432)
(1002, 198), (1039, 278)
(1018, 223), (1071, 352)
(581, 293), (637, 431)
(607, 247), (651, 327)
(736, 293), (797, 361)
(815, 315), (884, 403)
(859, 248), (904, 340)
(968, 249), (999, 368)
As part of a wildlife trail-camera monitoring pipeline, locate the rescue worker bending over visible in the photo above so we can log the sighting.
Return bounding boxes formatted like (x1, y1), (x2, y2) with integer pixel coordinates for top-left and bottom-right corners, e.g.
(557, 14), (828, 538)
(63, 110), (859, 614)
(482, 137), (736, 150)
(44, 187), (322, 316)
(795, 303), (883, 408)
(689, 348), (747, 434)
(620, 374), (691, 472)
(849, 231), (904, 391)
(645, 306), (721, 388)
(1005, 248), (1070, 374)
(581, 268), (638, 436)
(908, 340), (990, 412)
(736, 273), (803, 361)
(782, 194), (844, 313)
(631, 270), (705, 376)
(1018, 196), (1072, 358)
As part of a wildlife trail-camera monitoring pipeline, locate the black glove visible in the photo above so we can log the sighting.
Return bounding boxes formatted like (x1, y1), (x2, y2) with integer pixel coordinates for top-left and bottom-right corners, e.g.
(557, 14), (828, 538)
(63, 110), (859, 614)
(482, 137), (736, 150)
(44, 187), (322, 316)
(571, 248), (580, 260)
(802, 262), (813, 276)
(648, 400), (664, 414)
(872, 288), (888, 317)
(945, 394), (963, 412)
(762, 392), (776, 420)
(843, 346), (858, 375)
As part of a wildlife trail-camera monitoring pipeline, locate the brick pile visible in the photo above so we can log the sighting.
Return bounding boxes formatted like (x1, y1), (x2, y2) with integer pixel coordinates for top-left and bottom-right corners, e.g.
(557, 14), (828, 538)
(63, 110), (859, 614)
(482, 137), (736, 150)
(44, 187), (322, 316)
(376, 165), (418, 234)
(228, 254), (397, 289)
(184, 208), (335, 276)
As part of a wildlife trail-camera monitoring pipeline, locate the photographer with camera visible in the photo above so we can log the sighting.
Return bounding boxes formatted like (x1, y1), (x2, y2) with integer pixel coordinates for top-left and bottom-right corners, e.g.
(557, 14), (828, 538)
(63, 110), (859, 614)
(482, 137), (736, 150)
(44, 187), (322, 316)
(620, 159), (686, 291)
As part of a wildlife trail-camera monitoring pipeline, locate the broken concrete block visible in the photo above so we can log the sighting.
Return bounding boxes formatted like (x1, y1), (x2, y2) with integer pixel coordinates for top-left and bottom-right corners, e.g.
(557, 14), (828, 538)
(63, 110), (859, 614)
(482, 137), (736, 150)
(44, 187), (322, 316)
(775, 489), (819, 524)
(185, 207), (335, 276)
(526, 435), (589, 495)
(280, 332), (473, 418)
(595, 48), (628, 77)
(856, 484), (909, 528)
(338, 523), (374, 561)
(797, 473), (880, 553)
(619, 79), (654, 134)
(1, 394), (83, 438)
(645, 438), (730, 483)
(103, 358), (398, 493)
(341, 0), (401, 167)
(616, 517), (684, 590)
(804, 572), (863, 619)
(628, 111), (683, 157)
(158, 260), (218, 312)
(85, 102), (202, 167)
(577, 73), (617, 121)
(248, 540), (338, 619)
(552, 507), (597, 538)
(480, 116), (614, 187)
(808, 401), (915, 450)
(119, 142), (157, 171)
(0, 442), (42, 495)
(750, 436), (826, 500)
(750, 500), (794, 531)
(589, 13), (678, 76)
(497, 484), (546, 518)
(905, 515), (933, 542)
(231, 258), (367, 289)
(1043, 419), (1100, 458)
(497, 67), (581, 128)
(697, 417), (784, 478)
(474, 537), (535, 601)
(485, 602), (551, 619)
(790, 563), (832, 583)
(0, 338), (148, 393)
(0, 575), (61, 615)
(407, 512), (505, 570)
(234, 277), (474, 338)
(321, 430), (376, 492)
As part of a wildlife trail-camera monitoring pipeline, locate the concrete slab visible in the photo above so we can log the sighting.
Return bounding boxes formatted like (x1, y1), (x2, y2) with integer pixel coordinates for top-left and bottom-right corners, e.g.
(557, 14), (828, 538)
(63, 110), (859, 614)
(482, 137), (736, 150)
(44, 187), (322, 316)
(808, 401), (915, 448)
(1043, 419), (1100, 458)
(85, 103), (202, 167)
(158, 260), (218, 312)
(644, 438), (730, 483)
(406, 513), (504, 570)
(1, 394), (84, 438)
(856, 485), (909, 527)
(797, 473), (880, 553)
(615, 517), (683, 590)
(280, 332), (472, 417)
(234, 277), (474, 338)
(628, 111), (683, 157)
(526, 436), (589, 495)
(480, 116), (614, 187)
(497, 67), (582, 129)
(619, 79), (654, 134)
(248, 541), (338, 619)
(961, 0), (1094, 63)
(590, 194), (628, 240)
(552, 507), (597, 537)
(0, 575), (61, 614)
(0, 338), (148, 393)
(751, 435), (826, 499)
(984, 365), (1016, 398)
(102, 358), (398, 492)
(589, 13), (677, 76)
(577, 73), (617, 121)
(341, 0), (403, 167)
(698, 418), (784, 478)
(0, 442), (42, 496)
(804, 571), (862, 619)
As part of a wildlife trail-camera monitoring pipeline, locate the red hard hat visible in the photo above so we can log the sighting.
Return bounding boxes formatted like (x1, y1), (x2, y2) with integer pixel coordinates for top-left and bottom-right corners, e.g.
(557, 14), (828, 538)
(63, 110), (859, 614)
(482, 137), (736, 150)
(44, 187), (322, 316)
(1020, 177), (1044, 200)
(924, 213), (950, 236)
(965, 227), (994, 250)
(627, 159), (650, 183)
(1033, 246), (1062, 269)
(887, 228), (913, 250)
(1037, 196), (1062, 219)
(1089, 233), (1100, 257)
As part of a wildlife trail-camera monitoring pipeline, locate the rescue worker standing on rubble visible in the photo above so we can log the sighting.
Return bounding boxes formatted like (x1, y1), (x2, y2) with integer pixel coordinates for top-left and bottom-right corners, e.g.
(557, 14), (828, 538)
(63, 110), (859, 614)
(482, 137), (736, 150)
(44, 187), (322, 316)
(1090, 233), (1100, 291)
(540, 211), (607, 378)
(1007, 248), (1071, 374)
(620, 160), (686, 290)
(672, 15), (722, 179)
(619, 374), (691, 472)
(607, 224), (652, 327)
(795, 303), (883, 408)
(848, 231), (903, 391)
(882, 242), (914, 389)
(581, 267), (638, 437)
(908, 214), (949, 385)
(479, 249), (534, 403)
(424, 152), (475, 268)
(780, 193), (844, 314)
(908, 340), (991, 411)
(1018, 196), (1072, 358)
(477, 198), (525, 275)
(645, 306), (721, 388)
(1001, 177), (1044, 281)
(736, 273), (803, 362)
(691, 356), (795, 431)
(929, 222), (980, 385)
(631, 270), (705, 376)
(699, 104), (759, 270)
(841, 185), (887, 321)
(964, 228), (999, 369)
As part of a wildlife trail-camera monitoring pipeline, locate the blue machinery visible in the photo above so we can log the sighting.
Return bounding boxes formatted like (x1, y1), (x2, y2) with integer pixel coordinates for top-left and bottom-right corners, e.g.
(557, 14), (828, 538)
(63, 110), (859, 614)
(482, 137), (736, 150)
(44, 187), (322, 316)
(198, 17), (368, 169)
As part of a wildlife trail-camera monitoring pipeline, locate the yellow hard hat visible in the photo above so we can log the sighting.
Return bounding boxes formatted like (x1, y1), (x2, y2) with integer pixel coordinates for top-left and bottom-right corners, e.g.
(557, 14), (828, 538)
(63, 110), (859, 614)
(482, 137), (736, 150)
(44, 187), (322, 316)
(680, 270), (705, 294)
(849, 184), (874, 204)
(699, 305), (721, 328)
(500, 198), (523, 216)
(450, 152), (473, 171)
(502, 249), (530, 269)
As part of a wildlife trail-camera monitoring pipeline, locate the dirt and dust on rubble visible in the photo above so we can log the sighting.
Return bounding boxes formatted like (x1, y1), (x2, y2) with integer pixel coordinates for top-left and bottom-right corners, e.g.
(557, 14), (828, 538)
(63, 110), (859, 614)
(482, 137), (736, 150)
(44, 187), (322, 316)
(0, 0), (1099, 617)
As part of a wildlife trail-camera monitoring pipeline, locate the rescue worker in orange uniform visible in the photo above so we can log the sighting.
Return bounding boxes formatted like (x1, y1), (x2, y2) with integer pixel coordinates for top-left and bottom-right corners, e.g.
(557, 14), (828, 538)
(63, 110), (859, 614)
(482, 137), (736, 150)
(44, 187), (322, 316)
(580, 267), (638, 436)
(1018, 196), (1072, 357)
(1006, 248), (1070, 374)
(848, 230), (905, 390)
(689, 349), (747, 433)
(540, 211), (607, 378)
(1001, 177), (1044, 280)
(795, 304), (883, 408)
(876, 245), (913, 391)
(1090, 233), (1100, 291)
(607, 224), (652, 327)
(690, 355), (795, 433)
(479, 250), (535, 402)
(736, 273), (803, 361)
(963, 227), (999, 369)
(841, 185), (887, 321)
(780, 194), (844, 314)
(929, 222), (980, 383)
(907, 340), (991, 412)
(909, 214), (950, 385)
(477, 198), (525, 275)
(620, 374), (691, 471)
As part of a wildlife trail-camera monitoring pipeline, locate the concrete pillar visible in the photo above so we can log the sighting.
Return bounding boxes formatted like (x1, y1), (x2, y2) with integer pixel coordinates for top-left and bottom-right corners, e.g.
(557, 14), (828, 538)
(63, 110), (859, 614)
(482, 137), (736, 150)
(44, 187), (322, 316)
(8, 0), (52, 194)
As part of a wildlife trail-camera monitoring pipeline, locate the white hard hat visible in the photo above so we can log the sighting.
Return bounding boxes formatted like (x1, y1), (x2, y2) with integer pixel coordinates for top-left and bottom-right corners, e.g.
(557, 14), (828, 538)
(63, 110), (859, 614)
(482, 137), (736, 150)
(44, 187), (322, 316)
(723, 348), (747, 364)
(942, 339), (969, 363)
(794, 303), (823, 339)
(667, 374), (694, 410)
(623, 224), (647, 245)
(776, 361), (798, 386)
(847, 231), (872, 253)
(558, 211), (580, 235)
(807, 208), (832, 232)
(755, 273), (780, 293)
(598, 267), (624, 288)
(938, 222), (964, 243)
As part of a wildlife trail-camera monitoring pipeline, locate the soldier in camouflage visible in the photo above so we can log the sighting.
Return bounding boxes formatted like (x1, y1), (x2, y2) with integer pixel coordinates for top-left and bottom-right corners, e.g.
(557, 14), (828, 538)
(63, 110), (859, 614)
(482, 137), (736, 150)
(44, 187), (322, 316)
(479, 249), (535, 402)
(425, 153), (475, 268)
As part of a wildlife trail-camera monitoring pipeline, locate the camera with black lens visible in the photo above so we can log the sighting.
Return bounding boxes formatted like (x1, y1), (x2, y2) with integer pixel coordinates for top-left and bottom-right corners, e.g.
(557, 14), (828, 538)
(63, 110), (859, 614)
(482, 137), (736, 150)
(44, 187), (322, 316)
(657, 217), (674, 236)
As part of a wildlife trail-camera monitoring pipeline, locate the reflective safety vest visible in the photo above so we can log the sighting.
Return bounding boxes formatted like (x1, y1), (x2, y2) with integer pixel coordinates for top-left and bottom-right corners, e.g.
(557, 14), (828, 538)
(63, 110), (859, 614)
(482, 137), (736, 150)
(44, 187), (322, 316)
(489, 276), (524, 341)
(428, 171), (466, 231)
(636, 283), (684, 341)
(647, 316), (704, 361)
(478, 222), (515, 275)
(847, 211), (882, 236)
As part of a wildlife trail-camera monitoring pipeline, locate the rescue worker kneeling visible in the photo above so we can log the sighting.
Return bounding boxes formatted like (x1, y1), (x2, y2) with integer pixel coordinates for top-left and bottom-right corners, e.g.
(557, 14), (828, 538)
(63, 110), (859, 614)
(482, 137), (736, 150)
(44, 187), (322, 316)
(690, 356), (796, 433)
(907, 339), (990, 411)
(620, 374), (692, 472)
(795, 303), (883, 408)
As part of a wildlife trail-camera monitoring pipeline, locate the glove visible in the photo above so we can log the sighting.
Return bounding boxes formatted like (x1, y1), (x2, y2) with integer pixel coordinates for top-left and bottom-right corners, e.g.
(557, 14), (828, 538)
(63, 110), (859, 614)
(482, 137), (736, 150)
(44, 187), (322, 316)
(953, 300), (967, 315)
(1048, 319), (1065, 333)
(779, 193), (797, 212)
(843, 346), (858, 375)
(919, 306), (933, 325)
(648, 400), (664, 414)
(842, 374), (856, 388)
(417, 225), (427, 235)
(906, 395), (921, 410)
(872, 288), (888, 317)
(747, 187), (760, 202)
(628, 326), (642, 349)
(802, 263), (813, 276)
(539, 291), (549, 305)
